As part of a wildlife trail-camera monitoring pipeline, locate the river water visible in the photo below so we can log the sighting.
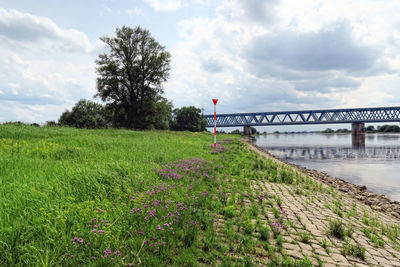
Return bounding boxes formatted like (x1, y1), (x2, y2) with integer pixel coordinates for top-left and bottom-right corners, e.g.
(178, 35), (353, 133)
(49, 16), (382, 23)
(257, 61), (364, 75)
(253, 133), (400, 201)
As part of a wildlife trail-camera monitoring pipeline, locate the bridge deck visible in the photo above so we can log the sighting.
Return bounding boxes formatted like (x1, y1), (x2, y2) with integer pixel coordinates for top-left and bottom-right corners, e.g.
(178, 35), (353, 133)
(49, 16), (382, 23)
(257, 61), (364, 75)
(205, 106), (400, 127)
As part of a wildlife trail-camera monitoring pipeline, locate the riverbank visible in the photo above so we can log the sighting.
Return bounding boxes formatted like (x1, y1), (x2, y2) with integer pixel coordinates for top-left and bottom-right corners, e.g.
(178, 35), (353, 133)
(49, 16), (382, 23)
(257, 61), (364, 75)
(1, 125), (399, 266)
(246, 139), (400, 266)
(248, 141), (400, 219)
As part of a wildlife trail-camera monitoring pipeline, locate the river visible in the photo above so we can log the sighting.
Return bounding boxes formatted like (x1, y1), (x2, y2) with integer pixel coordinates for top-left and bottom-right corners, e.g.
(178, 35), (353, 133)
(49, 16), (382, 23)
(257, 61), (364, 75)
(253, 133), (400, 201)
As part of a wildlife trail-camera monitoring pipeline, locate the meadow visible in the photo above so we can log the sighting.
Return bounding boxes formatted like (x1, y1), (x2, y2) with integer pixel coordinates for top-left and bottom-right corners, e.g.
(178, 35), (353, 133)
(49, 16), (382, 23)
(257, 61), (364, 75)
(1, 125), (399, 266)
(0, 125), (222, 265)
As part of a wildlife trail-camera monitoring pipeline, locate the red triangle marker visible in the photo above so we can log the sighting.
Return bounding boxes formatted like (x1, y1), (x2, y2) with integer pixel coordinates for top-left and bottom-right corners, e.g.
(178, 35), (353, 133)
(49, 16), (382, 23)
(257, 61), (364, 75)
(212, 99), (218, 105)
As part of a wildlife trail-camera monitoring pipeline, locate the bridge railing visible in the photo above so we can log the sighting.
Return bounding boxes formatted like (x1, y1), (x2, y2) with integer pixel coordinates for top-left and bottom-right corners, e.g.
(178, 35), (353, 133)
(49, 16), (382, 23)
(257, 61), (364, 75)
(205, 106), (400, 127)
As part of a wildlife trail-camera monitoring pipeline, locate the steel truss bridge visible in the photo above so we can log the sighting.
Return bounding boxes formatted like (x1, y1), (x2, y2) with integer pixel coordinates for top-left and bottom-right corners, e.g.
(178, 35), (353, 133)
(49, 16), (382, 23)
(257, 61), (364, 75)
(205, 106), (400, 127)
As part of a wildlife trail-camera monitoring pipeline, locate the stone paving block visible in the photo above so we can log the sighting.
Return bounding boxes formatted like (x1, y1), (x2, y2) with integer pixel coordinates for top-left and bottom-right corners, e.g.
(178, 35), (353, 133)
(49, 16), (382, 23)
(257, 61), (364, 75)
(378, 248), (394, 259)
(298, 243), (312, 252)
(308, 256), (320, 266)
(283, 242), (300, 251)
(352, 263), (370, 267)
(319, 255), (336, 264)
(314, 247), (329, 256)
(390, 259), (400, 266)
(374, 256), (392, 266)
(285, 249), (304, 259)
(331, 253), (349, 263)
(305, 223), (318, 231)
(367, 248), (384, 257)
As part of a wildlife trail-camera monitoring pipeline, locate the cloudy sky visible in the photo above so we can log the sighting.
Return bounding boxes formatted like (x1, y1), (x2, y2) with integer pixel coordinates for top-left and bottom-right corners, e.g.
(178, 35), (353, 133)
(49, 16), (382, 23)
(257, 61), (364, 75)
(0, 0), (400, 127)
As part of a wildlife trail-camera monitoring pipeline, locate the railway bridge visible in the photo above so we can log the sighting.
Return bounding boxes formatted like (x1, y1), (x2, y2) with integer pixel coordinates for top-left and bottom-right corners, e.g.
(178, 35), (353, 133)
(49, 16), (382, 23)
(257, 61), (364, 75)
(205, 106), (400, 136)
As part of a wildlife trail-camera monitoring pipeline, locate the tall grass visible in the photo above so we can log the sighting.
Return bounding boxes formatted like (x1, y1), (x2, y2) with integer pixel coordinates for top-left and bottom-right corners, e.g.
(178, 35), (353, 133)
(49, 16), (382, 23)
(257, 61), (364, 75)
(0, 125), (218, 265)
(0, 125), (312, 266)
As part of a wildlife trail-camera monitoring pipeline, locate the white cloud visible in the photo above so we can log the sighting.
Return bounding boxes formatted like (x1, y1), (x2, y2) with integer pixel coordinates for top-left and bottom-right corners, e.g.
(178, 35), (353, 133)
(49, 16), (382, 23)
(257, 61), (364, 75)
(141, 0), (183, 12)
(0, 8), (94, 53)
(165, 0), (400, 115)
(126, 7), (145, 16)
(0, 8), (99, 123)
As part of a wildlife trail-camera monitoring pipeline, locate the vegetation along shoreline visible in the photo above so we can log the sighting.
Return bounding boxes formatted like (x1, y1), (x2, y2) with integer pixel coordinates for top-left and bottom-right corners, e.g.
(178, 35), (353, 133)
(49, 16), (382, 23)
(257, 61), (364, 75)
(1, 125), (400, 265)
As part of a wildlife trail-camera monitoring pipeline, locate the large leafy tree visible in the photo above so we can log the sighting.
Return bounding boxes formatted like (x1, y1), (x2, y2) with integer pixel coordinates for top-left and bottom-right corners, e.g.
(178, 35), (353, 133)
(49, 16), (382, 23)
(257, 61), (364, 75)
(95, 26), (171, 129)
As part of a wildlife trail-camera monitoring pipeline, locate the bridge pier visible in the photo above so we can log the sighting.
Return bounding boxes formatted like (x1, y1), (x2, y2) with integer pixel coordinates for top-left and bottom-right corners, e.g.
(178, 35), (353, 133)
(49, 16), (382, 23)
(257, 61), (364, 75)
(352, 123), (365, 150)
(352, 123), (365, 136)
(244, 126), (251, 136)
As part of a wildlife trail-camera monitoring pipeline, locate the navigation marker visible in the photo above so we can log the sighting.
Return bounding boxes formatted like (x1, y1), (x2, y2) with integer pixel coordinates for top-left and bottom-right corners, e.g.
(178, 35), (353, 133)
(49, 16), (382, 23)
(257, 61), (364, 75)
(212, 99), (218, 149)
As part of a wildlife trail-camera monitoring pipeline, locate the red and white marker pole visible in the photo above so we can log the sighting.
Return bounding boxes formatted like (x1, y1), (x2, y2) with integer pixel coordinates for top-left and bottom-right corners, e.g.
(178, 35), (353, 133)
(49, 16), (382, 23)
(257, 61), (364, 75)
(212, 99), (218, 148)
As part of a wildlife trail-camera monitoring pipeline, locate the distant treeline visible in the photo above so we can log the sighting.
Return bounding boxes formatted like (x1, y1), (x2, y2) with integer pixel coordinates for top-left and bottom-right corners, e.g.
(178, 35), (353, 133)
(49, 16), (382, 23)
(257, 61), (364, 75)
(321, 125), (400, 133)
(220, 124), (400, 135)
(2, 103), (207, 132)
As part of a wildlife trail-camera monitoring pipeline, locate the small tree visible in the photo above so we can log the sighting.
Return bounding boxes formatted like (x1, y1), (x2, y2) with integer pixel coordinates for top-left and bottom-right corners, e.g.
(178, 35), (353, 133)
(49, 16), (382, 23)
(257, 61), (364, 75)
(58, 99), (109, 128)
(171, 106), (207, 132)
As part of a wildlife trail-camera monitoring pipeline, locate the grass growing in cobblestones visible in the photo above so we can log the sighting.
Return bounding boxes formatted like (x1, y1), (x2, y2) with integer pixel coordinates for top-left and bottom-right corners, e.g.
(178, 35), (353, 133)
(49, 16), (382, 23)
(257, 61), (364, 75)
(341, 241), (366, 260)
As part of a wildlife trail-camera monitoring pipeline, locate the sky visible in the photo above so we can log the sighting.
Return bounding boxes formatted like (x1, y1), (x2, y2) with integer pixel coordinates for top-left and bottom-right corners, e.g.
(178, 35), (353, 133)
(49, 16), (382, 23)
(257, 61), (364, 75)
(0, 0), (400, 131)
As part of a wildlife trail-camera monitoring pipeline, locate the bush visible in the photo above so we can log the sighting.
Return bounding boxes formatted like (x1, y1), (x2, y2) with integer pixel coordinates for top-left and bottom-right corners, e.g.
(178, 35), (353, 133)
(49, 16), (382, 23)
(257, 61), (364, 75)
(259, 226), (270, 241)
(223, 206), (236, 219)
(170, 106), (207, 132)
(58, 99), (110, 129)
(243, 220), (255, 235)
(45, 120), (57, 127)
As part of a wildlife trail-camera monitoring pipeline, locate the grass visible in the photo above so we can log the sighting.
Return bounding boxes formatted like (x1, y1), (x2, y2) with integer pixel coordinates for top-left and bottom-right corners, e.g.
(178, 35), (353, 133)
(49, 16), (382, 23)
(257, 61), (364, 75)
(0, 124), (309, 266)
(320, 238), (330, 254)
(341, 241), (366, 260)
(223, 205), (236, 219)
(328, 219), (353, 239)
(297, 231), (311, 244)
(259, 225), (270, 241)
(2, 124), (395, 266)
(0, 125), (225, 265)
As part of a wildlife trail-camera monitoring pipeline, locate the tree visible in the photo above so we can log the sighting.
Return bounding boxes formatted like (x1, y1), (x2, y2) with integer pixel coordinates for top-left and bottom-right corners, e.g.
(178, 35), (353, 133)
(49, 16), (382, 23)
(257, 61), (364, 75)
(58, 99), (110, 128)
(250, 127), (259, 135)
(321, 128), (334, 133)
(171, 106), (207, 132)
(365, 125), (375, 133)
(95, 26), (171, 129)
(231, 129), (242, 135)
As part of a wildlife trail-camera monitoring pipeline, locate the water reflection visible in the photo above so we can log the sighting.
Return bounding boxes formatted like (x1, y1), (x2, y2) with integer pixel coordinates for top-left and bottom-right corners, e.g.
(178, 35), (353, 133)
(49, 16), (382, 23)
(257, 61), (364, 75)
(352, 134), (365, 150)
(263, 146), (400, 160)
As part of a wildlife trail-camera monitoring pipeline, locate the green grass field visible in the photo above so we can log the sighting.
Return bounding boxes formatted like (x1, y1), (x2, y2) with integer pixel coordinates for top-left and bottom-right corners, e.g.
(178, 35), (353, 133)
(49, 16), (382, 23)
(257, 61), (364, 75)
(0, 125), (315, 266)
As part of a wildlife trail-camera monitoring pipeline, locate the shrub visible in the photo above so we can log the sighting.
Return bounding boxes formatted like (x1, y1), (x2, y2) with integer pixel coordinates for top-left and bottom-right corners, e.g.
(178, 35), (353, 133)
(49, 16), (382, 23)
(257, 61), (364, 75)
(170, 106), (207, 132)
(259, 226), (270, 241)
(58, 99), (110, 129)
(243, 220), (255, 235)
(223, 206), (236, 219)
